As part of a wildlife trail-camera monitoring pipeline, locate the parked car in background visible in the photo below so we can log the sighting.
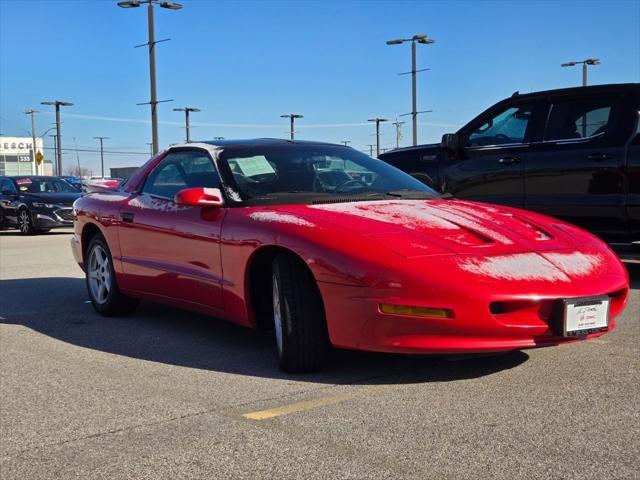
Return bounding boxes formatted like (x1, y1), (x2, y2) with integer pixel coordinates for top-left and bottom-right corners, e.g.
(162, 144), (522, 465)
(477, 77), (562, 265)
(379, 83), (640, 244)
(0, 176), (81, 234)
(71, 139), (628, 372)
(84, 177), (123, 193)
(59, 176), (83, 191)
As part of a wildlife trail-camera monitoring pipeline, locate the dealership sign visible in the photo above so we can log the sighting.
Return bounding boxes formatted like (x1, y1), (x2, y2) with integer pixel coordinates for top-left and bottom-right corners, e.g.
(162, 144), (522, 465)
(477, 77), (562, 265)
(0, 136), (44, 162)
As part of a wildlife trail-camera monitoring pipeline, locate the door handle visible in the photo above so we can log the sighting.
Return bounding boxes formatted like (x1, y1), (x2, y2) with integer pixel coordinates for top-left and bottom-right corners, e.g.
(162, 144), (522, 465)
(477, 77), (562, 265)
(498, 157), (520, 165)
(120, 212), (135, 223)
(587, 152), (614, 161)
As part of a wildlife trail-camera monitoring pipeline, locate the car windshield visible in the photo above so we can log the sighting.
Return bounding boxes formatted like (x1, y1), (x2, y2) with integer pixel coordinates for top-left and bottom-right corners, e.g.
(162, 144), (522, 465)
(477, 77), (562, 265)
(218, 144), (438, 203)
(15, 177), (78, 193)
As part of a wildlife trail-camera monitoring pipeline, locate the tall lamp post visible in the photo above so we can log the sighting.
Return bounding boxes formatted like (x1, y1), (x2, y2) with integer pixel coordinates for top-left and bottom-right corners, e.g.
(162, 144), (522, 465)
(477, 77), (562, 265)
(173, 107), (200, 143)
(41, 100), (73, 176)
(280, 113), (303, 140)
(561, 58), (600, 86)
(23, 109), (39, 175)
(386, 34), (434, 146)
(117, 0), (183, 155)
(368, 117), (388, 157)
(93, 136), (110, 178)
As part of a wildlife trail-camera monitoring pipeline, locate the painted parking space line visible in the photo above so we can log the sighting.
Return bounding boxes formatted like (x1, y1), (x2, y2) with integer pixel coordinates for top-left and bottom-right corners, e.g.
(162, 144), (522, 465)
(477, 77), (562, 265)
(242, 385), (391, 420)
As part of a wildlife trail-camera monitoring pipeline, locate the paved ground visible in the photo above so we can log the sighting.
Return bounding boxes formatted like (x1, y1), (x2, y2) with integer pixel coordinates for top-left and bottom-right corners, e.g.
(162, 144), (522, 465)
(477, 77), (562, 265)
(1, 228), (638, 480)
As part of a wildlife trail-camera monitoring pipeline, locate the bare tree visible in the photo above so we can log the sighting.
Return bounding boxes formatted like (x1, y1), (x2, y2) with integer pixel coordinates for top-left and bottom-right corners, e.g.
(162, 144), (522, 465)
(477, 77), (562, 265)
(63, 165), (91, 177)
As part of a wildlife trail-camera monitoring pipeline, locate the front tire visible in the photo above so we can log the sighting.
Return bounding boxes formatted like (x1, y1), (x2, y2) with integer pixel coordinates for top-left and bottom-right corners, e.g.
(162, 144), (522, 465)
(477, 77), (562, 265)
(18, 209), (35, 235)
(272, 254), (330, 373)
(86, 233), (139, 316)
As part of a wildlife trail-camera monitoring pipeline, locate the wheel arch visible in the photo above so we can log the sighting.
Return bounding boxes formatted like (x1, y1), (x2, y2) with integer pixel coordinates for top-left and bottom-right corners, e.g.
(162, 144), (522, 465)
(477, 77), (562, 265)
(81, 222), (105, 263)
(245, 245), (324, 330)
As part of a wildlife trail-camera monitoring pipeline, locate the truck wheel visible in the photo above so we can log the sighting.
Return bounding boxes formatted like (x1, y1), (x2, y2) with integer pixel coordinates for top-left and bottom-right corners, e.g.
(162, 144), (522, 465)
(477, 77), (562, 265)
(86, 233), (139, 316)
(272, 253), (330, 373)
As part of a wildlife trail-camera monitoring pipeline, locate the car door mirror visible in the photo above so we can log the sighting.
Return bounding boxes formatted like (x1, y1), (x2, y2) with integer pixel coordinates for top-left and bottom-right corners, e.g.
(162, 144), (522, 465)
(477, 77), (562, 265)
(441, 133), (462, 153)
(174, 187), (224, 208)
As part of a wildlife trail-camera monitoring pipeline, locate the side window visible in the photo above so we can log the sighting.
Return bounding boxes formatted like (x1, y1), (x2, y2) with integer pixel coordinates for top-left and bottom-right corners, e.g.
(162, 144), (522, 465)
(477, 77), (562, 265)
(1, 179), (16, 193)
(468, 104), (534, 147)
(544, 97), (615, 141)
(142, 151), (219, 199)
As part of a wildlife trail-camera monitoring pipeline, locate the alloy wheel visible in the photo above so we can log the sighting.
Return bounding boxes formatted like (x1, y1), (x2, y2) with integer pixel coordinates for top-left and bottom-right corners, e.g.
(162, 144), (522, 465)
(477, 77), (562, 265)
(88, 245), (112, 305)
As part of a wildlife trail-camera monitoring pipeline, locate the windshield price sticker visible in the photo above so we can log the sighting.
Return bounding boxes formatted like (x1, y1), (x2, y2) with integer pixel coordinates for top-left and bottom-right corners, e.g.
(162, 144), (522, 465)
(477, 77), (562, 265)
(234, 156), (276, 177)
(564, 297), (609, 337)
(15, 178), (32, 184)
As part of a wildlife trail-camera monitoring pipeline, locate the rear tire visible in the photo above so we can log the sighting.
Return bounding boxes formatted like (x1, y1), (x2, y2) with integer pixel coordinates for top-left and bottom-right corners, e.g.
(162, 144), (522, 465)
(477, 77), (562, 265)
(272, 253), (330, 373)
(85, 233), (139, 316)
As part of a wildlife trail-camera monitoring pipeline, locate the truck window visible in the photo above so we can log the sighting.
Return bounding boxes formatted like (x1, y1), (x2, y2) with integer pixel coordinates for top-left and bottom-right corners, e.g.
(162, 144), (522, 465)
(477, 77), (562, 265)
(544, 97), (614, 141)
(468, 104), (534, 147)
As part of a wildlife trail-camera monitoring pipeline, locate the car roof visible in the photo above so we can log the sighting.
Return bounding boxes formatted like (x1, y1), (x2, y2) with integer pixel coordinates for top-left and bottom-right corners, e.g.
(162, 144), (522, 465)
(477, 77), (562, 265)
(197, 138), (344, 149)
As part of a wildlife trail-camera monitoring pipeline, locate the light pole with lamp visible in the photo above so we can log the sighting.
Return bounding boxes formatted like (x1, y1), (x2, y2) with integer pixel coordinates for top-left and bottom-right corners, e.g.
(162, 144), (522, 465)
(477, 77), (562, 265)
(40, 100), (73, 176)
(368, 118), (388, 157)
(280, 113), (304, 140)
(386, 34), (434, 146)
(173, 107), (200, 143)
(561, 58), (600, 86)
(93, 136), (110, 178)
(117, 0), (183, 155)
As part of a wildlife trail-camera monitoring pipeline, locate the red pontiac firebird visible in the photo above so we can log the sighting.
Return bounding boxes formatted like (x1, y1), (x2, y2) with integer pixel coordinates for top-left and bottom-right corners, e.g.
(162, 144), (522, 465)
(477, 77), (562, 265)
(71, 139), (629, 372)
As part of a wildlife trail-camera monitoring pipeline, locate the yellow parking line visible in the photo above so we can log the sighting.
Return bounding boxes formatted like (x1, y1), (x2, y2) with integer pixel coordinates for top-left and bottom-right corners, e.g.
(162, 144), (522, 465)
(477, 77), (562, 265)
(242, 386), (389, 420)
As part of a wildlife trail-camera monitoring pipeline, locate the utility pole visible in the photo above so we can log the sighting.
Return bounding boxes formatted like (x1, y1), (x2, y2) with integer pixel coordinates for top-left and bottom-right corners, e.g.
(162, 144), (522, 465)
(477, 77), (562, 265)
(146, 142), (153, 156)
(366, 144), (375, 156)
(118, 0), (182, 155)
(24, 109), (39, 175)
(386, 34), (434, 146)
(50, 135), (57, 173)
(173, 107), (200, 142)
(367, 118), (388, 157)
(340, 140), (351, 146)
(280, 113), (303, 140)
(41, 100), (73, 176)
(93, 136), (110, 177)
(391, 120), (405, 149)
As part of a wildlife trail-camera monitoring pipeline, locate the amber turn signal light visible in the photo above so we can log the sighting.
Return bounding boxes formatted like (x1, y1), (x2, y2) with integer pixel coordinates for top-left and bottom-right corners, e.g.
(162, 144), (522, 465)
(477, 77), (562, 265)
(379, 304), (454, 319)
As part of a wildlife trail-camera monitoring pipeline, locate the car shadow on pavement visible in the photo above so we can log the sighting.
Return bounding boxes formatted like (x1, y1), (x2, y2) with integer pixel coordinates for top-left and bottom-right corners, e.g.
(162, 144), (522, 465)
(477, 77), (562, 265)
(0, 277), (534, 385)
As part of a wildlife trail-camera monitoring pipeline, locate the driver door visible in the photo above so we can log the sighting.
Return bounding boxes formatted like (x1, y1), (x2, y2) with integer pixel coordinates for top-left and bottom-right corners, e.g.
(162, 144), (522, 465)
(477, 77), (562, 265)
(117, 149), (227, 311)
(443, 101), (544, 207)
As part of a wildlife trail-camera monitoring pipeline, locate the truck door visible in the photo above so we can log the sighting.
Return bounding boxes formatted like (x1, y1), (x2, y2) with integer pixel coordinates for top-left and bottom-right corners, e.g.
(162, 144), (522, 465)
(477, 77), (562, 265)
(524, 94), (628, 241)
(443, 101), (544, 208)
(627, 109), (640, 241)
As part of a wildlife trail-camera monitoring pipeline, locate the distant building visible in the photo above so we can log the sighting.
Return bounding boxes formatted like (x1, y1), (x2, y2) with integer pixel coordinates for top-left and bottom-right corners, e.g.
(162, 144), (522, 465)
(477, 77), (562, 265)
(110, 166), (139, 180)
(0, 136), (51, 176)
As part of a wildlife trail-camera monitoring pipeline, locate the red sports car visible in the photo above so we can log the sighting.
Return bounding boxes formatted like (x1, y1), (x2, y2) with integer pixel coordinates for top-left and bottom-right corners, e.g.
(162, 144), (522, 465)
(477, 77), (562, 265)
(71, 139), (629, 372)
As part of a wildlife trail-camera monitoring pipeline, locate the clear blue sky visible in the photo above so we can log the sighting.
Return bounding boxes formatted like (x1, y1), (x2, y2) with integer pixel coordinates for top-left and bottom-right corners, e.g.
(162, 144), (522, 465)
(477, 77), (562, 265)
(1, 0), (639, 174)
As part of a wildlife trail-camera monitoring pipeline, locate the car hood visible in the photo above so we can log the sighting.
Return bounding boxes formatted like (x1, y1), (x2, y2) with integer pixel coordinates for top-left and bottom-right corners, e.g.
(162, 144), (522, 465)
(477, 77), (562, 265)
(272, 199), (582, 257)
(22, 192), (81, 206)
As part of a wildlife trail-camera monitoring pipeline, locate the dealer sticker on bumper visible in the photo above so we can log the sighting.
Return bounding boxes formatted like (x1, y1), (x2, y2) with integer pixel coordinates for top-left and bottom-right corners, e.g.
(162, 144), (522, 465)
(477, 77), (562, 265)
(563, 296), (610, 337)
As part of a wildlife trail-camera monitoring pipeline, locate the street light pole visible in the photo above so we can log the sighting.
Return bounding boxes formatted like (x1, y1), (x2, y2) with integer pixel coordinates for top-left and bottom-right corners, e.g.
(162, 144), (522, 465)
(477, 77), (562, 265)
(340, 140), (351, 146)
(50, 135), (57, 172)
(173, 107), (201, 142)
(41, 100), (73, 176)
(280, 113), (304, 140)
(366, 144), (375, 156)
(561, 58), (600, 86)
(386, 34), (434, 146)
(93, 136), (110, 178)
(118, 0), (183, 155)
(24, 109), (39, 175)
(368, 118), (388, 157)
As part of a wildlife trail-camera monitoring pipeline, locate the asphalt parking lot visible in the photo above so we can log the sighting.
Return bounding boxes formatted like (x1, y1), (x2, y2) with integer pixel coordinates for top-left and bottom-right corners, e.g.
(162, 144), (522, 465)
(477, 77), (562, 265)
(0, 229), (638, 480)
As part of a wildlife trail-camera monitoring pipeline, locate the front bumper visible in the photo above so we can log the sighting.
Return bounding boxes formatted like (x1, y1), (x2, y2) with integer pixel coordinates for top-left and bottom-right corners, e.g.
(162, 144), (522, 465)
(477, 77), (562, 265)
(317, 278), (628, 355)
(32, 207), (74, 229)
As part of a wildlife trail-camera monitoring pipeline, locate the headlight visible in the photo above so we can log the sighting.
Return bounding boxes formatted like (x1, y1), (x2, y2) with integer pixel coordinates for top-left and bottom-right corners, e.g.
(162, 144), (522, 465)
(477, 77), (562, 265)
(32, 202), (56, 209)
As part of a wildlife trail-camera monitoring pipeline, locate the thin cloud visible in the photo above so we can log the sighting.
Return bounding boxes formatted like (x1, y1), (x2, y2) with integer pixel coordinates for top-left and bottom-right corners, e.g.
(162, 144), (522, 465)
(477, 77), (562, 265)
(46, 112), (460, 130)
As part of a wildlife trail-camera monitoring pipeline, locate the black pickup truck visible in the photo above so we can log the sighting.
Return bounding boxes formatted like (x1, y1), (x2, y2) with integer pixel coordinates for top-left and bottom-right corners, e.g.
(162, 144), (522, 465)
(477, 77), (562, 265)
(379, 83), (640, 243)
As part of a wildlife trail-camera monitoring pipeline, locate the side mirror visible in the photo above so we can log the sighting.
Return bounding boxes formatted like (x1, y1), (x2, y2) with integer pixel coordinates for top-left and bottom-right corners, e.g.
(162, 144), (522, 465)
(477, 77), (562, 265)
(441, 133), (462, 153)
(174, 187), (224, 208)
